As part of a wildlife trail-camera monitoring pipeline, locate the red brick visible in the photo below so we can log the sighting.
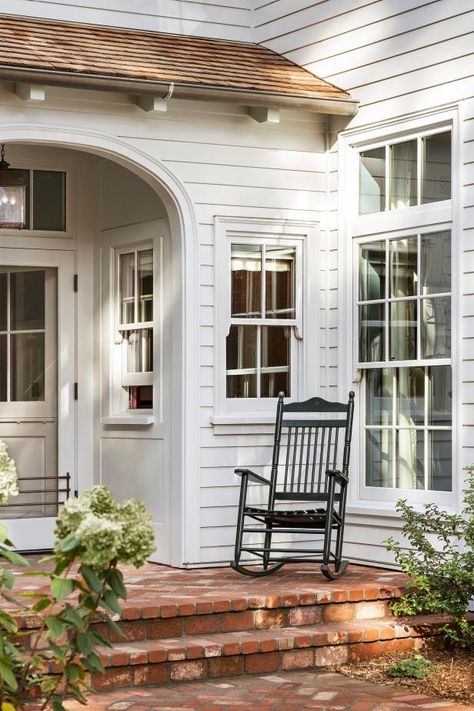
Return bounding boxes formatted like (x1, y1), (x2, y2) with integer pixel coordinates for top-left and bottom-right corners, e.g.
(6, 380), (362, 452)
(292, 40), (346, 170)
(245, 652), (281, 674)
(254, 609), (287, 630)
(348, 630), (363, 643)
(91, 667), (132, 691)
(223, 641), (241, 656)
(348, 588), (364, 602)
(363, 587), (380, 600)
(332, 591), (347, 603)
(148, 649), (168, 663)
(208, 656), (245, 678)
(230, 598), (248, 612)
(170, 660), (207, 681)
(220, 611), (254, 632)
(196, 601), (214, 614)
(314, 644), (349, 667)
(241, 640), (259, 654)
(178, 603), (196, 616)
(322, 604), (354, 623)
(282, 594), (299, 607)
(183, 615), (219, 635)
(294, 634), (312, 648)
(349, 641), (383, 661)
(109, 651), (129, 667)
(132, 663), (169, 686)
(121, 607), (141, 621)
(260, 638), (278, 653)
(288, 607), (321, 626)
(363, 628), (380, 642)
(265, 595), (283, 608)
(167, 646), (186, 661)
(299, 592), (317, 605)
(312, 632), (329, 646)
(327, 630), (347, 645)
(281, 649), (314, 670)
(186, 645), (205, 659)
(160, 605), (178, 618)
(147, 618), (182, 639)
(355, 601), (387, 620)
(109, 621), (146, 642)
(213, 599), (232, 613)
(141, 605), (160, 619)
(129, 650), (148, 665)
(379, 626), (396, 641)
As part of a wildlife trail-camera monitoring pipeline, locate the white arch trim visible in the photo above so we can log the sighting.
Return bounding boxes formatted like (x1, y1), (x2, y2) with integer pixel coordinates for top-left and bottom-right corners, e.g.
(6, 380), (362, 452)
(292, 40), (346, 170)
(0, 124), (200, 567)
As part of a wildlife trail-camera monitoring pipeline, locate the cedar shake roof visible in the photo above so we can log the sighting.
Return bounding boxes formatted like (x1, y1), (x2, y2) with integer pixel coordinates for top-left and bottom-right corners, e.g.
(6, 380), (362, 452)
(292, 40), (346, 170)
(0, 14), (354, 108)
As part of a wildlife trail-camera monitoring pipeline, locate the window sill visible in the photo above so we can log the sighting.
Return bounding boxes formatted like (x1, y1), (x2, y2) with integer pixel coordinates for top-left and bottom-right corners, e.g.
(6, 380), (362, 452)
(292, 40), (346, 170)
(101, 412), (155, 426)
(210, 414), (275, 426)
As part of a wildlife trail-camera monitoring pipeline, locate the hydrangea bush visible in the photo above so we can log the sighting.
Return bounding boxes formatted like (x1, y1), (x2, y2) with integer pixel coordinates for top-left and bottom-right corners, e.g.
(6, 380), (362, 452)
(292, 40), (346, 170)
(0, 449), (156, 711)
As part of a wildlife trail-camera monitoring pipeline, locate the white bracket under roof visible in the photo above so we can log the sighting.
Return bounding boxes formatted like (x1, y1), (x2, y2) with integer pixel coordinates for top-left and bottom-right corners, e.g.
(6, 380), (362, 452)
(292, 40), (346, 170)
(15, 82), (46, 102)
(248, 107), (280, 124)
(136, 82), (174, 113)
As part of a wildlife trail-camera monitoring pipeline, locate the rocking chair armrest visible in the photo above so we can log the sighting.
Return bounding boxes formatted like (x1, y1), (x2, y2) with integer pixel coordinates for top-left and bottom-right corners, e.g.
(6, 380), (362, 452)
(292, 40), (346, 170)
(326, 469), (349, 487)
(235, 469), (271, 486)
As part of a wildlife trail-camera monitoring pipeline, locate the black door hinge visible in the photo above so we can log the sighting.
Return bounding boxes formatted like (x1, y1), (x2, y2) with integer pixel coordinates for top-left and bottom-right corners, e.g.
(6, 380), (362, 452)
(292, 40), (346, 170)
(74, 382), (78, 400)
(73, 274), (78, 292)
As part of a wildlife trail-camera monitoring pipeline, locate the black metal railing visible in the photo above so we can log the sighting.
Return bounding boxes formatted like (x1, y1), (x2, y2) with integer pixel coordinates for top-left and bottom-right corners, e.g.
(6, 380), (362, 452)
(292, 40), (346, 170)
(0, 473), (71, 508)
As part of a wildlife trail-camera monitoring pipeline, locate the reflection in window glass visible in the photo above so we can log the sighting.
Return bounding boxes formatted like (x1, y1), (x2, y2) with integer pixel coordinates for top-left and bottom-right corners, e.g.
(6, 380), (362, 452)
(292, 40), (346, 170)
(226, 325), (257, 398)
(366, 429), (392, 487)
(359, 303), (384, 362)
(396, 429), (424, 489)
(124, 329), (153, 373)
(390, 238), (417, 298)
(129, 386), (153, 410)
(33, 171), (66, 231)
(0, 334), (6, 401)
(10, 332), (44, 401)
(423, 132), (451, 204)
(390, 141), (417, 209)
(11, 271), (45, 331)
(365, 368), (392, 425)
(429, 430), (452, 491)
(428, 366), (452, 426)
(359, 147), (385, 214)
(138, 250), (153, 322)
(261, 326), (290, 397)
(119, 252), (135, 324)
(389, 301), (417, 361)
(397, 367), (424, 426)
(359, 242), (385, 301)
(421, 232), (450, 295)
(0, 274), (6, 332)
(421, 296), (450, 358)
(231, 244), (261, 318)
(265, 247), (295, 319)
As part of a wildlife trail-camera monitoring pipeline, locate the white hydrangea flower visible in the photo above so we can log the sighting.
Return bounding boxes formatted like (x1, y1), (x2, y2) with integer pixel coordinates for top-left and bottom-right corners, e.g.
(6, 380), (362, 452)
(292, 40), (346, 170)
(75, 513), (122, 571)
(0, 441), (18, 505)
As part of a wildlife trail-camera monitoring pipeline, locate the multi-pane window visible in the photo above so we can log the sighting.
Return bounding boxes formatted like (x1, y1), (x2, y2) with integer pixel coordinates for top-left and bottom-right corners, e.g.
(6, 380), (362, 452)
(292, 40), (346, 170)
(117, 247), (153, 410)
(0, 169), (66, 231)
(359, 130), (451, 215)
(358, 231), (452, 491)
(226, 243), (295, 398)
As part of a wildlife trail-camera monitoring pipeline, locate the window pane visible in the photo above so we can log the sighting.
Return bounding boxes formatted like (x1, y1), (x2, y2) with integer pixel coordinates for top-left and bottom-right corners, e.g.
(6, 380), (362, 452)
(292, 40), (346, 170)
(10, 332), (44, 401)
(265, 246), (295, 319)
(390, 237), (417, 298)
(397, 367), (424, 425)
(428, 430), (451, 491)
(261, 326), (290, 397)
(396, 429), (424, 489)
(359, 147), (385, 214)
(11, 271), (45, 331)
(119, 252), (135, 324)
(423, 132), (451, 204)
(33, 171), (66, 231)
(390, 140), (417, 209)
(359, 241), (385, 301)
(389, 301), (417, 360)
(0, 273), (6, 331)
(421, 296), (450, 358)
(0, 334), (6, 401)
(124, 329), (152, 373)
(138, 249), (153, 322)
(428, 365), (452, 426)
(365, 368), (392, 425)
(129, 385), (153, 410)
(366, 429), (392, 487)
(359, 303), (384, 362)
(226, 325), (257, 397)
(231, 244), (261, 318)
(0, 185), (27, 229)
(421, 232), (450, 295)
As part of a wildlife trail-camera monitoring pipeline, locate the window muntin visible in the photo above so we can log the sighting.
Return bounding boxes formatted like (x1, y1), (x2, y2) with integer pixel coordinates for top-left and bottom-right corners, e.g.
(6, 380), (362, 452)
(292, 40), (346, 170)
(359, 130), (451, 215)
(226, 243), (295, 399)
(0, 169), (66, 231)
(117, 247), (154, 410)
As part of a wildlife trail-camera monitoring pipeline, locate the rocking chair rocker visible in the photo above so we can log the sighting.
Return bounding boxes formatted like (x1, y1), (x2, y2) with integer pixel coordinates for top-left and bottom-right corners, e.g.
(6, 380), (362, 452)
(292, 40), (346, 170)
(231, 391), (355, 581)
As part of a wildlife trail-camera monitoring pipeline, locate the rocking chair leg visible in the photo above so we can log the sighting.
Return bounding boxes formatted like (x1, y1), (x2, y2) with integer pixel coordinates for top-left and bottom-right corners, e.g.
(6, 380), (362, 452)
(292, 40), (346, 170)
(263, 524), (273, 570)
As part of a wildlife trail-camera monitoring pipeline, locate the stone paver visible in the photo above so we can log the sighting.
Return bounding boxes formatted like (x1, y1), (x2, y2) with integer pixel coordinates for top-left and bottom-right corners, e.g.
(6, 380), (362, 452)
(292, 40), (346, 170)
(63, 671), (471, 710)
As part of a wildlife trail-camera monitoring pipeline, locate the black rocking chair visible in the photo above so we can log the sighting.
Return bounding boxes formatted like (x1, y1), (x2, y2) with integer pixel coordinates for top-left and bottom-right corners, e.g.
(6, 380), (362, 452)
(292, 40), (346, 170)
(231, 391), (355, 580)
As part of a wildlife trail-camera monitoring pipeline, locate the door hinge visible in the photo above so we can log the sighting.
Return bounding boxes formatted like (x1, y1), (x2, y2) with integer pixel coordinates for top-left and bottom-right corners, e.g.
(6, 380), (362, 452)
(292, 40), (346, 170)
(74, 489), (78, 498)
(73, 274), (78, 292)
(74, 382), (78, 400)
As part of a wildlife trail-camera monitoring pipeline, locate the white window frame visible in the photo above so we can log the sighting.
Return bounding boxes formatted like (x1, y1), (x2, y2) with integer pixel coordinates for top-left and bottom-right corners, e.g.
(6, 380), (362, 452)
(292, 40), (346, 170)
(213, 217), (318, 424)
(338, 107), (460, 511)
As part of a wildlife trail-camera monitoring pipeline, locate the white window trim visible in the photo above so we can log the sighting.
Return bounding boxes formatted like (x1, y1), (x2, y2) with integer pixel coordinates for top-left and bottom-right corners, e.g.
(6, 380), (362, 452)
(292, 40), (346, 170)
(213, 216), (318, 425)
(338, 106), (460, 512)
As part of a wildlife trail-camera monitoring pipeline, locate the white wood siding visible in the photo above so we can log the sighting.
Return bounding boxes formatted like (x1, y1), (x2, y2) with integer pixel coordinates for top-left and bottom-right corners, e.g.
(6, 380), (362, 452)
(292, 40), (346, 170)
(4, 0), (252, 41)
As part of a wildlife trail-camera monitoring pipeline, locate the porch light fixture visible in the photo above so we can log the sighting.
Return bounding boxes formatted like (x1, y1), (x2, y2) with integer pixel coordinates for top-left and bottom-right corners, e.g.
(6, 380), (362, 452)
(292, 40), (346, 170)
(0, 144), (27, 228)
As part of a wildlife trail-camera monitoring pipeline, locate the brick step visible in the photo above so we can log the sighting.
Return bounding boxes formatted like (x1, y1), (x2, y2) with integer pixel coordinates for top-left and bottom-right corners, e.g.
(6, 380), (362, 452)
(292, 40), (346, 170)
(90, 613), (446, 691)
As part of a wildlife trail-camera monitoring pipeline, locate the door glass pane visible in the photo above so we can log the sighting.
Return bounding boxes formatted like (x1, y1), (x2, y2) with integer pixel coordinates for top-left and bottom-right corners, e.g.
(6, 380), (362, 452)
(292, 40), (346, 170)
(0, 273), (6, 331)
(390, 140), (417, 209)
(359, 303), (384, 362)
(396, 429), (424, 489)
(421, 232), (450, 295)
(421, 296), (450, 358)
(231, 244), (261, 318)
(389, 301), (417, 360)
(261, 326), (290, 397)
(423, 132), (451, 204)
(428, 366), (452, 426)
(428, 430), (451, 491)
(10, 332), (45, 401)
(359, 241), (385, 301)
(119, 252), (135, 324)
(226, 325), (257, 397)
(365, 368), (392, 425)
(366, 429), (392, 487)
(124, 329), (152, 373)
(11, 271), (45, 330)
(0, 334), (6, 401)
(138, 249), (153, 322)
(359, 147), (385, 214)
(390, 238), (417, 298)
(33, 171), (66, 231)
(265, 247), (295, 319)
(397, 367), (424, 425)
(129, 385), (153, 410)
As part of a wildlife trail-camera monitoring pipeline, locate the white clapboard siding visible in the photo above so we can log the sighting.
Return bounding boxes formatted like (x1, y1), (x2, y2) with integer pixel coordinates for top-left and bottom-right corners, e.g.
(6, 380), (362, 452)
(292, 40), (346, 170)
(4, 0), (252, 40)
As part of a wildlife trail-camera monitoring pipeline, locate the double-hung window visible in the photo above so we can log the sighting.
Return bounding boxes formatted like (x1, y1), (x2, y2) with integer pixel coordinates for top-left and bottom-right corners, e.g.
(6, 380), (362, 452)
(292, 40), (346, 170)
(350, 120), (454, 499)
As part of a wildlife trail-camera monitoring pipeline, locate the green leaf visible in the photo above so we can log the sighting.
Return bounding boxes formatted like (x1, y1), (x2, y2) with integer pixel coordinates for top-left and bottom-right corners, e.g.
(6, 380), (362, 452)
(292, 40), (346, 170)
(80, 565), (102, 594)
(48, 640), (66, 661)
(65, 662), (84, 683)
(83, 652), (104, 674)
(1, 570), (14, 591)
(0, 549), (28, 567)
(0, 523), (9, 544)
(52, 698), (66, 711)
(51, 577), (73, 602)
(57, 534), (79, 553)
(2, 701), (16, 711)
(0, 661), (18, 691)
(101, 589), (122, 615)
(76, 632), (94, 656)
(108, 569), (127, 600)
(45, 616), (66, 639)
(33, 597), (53, 613)
(63, 604), (85, 631)
(105, 615), (125, 639)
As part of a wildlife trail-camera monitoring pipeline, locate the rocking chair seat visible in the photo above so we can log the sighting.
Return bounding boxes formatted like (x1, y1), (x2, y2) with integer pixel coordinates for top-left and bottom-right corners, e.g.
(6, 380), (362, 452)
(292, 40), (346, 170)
(246, 506), (327, 528)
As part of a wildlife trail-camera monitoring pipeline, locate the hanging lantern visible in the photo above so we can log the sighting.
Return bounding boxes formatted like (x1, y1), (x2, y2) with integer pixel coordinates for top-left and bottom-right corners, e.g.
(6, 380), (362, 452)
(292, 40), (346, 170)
(0, 144), (27, 229)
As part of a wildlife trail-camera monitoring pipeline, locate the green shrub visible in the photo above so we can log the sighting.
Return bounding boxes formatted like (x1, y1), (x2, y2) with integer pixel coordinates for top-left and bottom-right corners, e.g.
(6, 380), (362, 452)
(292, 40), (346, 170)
(386, 467), (474, 649)
(387, 654), (434, 679)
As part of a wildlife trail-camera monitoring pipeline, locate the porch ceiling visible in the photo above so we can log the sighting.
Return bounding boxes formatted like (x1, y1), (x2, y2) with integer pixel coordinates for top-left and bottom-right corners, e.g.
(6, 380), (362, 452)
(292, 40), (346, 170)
(0, 13), (357, 115)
